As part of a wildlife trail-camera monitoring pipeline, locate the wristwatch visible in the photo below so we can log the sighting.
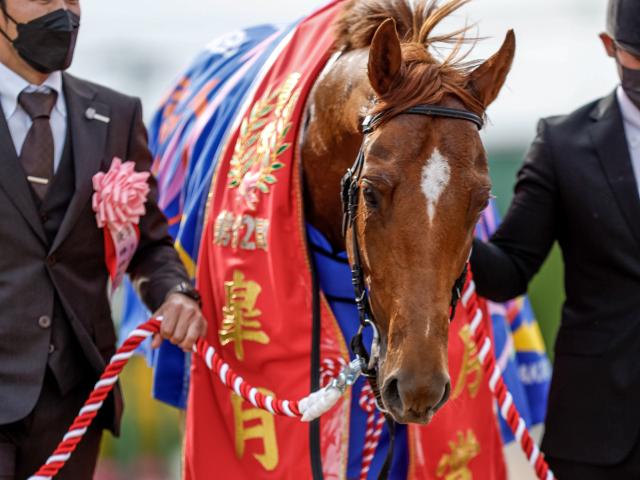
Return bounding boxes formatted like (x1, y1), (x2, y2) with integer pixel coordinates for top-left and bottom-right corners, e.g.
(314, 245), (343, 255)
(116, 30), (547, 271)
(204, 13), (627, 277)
(169, 281), (202, 307)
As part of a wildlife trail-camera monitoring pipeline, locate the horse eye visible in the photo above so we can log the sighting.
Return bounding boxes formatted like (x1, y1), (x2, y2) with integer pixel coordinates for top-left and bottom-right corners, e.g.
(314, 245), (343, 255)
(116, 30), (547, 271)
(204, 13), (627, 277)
(362, 184), (379, 209)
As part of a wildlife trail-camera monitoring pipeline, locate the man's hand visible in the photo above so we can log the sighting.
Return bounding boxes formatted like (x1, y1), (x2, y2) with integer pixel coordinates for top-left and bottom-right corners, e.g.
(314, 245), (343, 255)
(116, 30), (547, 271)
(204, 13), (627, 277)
(151, 293), (207, 352)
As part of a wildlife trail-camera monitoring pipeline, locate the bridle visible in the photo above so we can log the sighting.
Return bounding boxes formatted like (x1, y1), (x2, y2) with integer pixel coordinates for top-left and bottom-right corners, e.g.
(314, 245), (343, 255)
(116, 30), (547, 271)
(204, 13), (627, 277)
(340, 104), (484, 406)
(335, 104), (483, 480)
(339, 103), (482, 479)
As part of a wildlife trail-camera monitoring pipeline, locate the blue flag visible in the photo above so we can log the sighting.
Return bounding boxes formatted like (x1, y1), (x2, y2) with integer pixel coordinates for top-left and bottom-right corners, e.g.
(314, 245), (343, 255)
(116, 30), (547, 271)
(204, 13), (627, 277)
(119, 24), (298, 408)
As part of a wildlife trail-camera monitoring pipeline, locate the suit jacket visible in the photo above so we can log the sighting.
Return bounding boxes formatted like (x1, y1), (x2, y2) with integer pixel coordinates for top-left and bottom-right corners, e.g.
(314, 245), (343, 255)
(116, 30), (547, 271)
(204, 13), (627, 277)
(0, 73), (189, 433)
(471, 91), (640, 465)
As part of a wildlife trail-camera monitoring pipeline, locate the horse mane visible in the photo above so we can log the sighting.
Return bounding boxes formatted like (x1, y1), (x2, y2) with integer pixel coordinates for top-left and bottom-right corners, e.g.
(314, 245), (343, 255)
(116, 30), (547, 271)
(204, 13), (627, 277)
(333, 0), (485, 116)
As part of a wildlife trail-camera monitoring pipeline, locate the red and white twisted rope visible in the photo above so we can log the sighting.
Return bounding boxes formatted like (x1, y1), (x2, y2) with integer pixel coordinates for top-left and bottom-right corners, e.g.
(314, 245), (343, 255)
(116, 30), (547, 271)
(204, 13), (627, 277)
(30, 284), (555, 479)
(461, 281), (555, 480)
(320, 357), (346, 387)
(29, 318), (305, 479)
(358, 383), (385, 480)
(192, 336), (304, 418)
(29, 321), (159, 480)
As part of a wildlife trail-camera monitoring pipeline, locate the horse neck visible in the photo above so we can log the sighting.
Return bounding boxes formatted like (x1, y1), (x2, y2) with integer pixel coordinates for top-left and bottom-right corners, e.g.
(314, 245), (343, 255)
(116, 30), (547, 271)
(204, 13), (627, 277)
(300, 50), (371, 249)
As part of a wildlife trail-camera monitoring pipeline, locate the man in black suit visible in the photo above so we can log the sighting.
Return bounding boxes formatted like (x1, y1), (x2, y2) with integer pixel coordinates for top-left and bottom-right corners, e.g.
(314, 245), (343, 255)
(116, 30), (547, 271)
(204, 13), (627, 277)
(471, 0), (640, 478)
(0, 1), (207, 478)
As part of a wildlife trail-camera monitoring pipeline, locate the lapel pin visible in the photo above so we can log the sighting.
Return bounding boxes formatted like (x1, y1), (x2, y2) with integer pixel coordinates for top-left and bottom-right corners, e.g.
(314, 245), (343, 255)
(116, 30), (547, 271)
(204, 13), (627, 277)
(85, 107), (111, 124)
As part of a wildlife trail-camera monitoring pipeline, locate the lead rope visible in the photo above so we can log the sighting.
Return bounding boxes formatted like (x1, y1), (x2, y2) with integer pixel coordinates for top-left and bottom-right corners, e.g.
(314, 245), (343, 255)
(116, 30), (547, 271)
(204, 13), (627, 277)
(29, 289), (555, 480)
(461, 280), (555, 480)
(358, 383), (386, 480)
(28, 318), (315, 480)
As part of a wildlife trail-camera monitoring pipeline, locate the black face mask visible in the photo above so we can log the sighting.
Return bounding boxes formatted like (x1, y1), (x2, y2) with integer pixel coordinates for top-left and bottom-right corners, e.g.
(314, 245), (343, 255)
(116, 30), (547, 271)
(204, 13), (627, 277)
(620, 64), (640, 110)
(0, 8), (80, 74)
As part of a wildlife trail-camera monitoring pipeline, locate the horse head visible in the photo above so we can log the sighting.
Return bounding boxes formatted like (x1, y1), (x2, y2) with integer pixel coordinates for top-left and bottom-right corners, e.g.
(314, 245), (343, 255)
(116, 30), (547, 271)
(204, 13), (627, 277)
(302, 0), (515, 424)
(353, 11), (515, 424)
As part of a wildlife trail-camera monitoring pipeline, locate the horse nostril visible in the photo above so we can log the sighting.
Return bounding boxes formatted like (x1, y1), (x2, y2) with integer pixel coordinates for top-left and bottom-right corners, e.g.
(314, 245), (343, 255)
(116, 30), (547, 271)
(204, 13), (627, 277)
(434, 380), (451, 412)
(382, 377), (402, 413)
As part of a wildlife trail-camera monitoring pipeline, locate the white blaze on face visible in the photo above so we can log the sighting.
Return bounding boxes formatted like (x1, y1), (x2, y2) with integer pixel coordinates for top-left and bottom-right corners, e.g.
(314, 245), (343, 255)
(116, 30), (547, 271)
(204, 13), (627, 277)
(420, 148), (451, 223)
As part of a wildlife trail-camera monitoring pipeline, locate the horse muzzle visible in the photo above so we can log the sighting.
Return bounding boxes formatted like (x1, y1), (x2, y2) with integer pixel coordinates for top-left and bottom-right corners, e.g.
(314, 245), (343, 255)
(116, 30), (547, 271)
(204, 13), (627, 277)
(380, 369), (451, 424)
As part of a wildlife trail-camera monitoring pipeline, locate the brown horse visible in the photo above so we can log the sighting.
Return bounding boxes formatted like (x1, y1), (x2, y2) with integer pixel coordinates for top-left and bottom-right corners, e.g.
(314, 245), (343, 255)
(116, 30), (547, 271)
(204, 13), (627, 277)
(301, 0), (514, 424)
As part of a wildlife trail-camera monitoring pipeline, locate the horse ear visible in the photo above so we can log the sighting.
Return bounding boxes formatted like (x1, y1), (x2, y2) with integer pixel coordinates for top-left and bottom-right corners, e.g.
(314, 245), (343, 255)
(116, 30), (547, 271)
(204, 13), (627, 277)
(368, 18), (403, 96)
(466, 30), (515, 109)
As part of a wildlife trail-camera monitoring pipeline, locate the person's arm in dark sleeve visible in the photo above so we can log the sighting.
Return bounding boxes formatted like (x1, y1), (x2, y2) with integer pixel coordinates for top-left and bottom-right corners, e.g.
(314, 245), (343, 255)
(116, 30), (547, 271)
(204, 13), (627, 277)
(472, 118), (559, 302)
(125, 98), (190, 312)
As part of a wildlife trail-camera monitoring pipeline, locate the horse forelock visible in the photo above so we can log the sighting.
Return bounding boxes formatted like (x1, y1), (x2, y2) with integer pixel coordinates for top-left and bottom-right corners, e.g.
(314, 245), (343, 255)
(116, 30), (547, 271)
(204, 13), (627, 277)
(333, 0), (485, 117)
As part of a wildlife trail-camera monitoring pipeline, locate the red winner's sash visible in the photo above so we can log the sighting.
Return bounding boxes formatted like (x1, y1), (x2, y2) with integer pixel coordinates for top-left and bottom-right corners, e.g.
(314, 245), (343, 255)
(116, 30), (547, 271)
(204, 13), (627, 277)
(188, 1), (507, 478)
(186, 2), (350, 479)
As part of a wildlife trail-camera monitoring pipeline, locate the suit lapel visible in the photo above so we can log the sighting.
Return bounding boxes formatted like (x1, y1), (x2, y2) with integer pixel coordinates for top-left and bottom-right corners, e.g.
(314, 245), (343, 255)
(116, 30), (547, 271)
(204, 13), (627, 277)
(0, 101), (47, 244)
(50, 73), (110, 253)
(589, 92), (640, 246)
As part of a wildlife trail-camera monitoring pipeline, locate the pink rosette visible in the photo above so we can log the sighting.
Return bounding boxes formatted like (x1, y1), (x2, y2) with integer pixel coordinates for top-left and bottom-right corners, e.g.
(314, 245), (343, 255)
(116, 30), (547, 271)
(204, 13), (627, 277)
(92, 158), (151, 231)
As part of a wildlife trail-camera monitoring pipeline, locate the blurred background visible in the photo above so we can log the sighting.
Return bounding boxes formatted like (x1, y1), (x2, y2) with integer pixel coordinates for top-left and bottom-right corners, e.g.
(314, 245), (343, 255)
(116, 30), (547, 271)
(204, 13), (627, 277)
(68, 0), (618, 478)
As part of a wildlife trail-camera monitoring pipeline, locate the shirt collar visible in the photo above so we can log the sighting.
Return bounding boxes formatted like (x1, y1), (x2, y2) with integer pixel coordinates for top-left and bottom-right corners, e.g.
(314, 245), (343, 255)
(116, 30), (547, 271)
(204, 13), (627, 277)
(617, 85), (640, 132)
(0, 62), (67, 120)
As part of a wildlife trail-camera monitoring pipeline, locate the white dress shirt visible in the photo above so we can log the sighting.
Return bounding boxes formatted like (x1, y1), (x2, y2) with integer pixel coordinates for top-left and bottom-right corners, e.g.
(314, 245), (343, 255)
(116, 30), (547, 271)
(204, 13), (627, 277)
(0, 62), (67, 173)
(617, 86), (640, 199)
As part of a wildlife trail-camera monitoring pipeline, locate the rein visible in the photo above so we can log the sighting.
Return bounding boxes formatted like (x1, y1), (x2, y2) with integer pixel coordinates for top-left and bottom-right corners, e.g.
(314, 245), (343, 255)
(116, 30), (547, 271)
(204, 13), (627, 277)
(340, 103), (483, 479)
